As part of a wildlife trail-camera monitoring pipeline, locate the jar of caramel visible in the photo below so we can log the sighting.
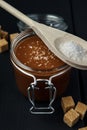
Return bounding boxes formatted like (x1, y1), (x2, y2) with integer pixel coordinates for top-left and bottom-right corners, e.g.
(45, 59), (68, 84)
(10, 29), (71, 114)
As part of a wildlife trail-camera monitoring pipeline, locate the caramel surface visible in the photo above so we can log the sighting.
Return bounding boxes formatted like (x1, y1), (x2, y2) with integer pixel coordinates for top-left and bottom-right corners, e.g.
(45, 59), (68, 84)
(15, 35), (65, 70)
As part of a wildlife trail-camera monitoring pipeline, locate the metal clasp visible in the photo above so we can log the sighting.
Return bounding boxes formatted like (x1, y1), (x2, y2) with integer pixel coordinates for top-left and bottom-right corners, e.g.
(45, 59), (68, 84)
(27, 66), (70, 114)
(27, 78), (56, 114)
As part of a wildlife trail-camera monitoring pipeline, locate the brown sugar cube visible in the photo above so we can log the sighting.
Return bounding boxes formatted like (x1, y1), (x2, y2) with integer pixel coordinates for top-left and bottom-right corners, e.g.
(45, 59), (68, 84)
(63, 108), (80, 127)
(10, 33), (19, 43)
(61, 96), (75, 113)
(0, 26), (1, 39)
(78, 126), (87, 130)
(1, 30), (8, 40)
(75, 101), (87, 120)
(0, 39), (8, 53)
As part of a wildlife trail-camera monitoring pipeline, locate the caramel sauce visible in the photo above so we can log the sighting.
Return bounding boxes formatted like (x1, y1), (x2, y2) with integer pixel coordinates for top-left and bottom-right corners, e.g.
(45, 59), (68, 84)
(14, 35), (65, 71)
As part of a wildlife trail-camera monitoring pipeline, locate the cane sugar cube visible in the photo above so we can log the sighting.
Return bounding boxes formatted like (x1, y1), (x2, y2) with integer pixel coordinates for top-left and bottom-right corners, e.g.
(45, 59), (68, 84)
(10, 33), (19, 42)
(75, 101), (87, 120)
(0, 26), (1, 38)
(1, 30), (8, 40)
(78, 126), (87, 130)
(61, 96), (75, 113)
(63, 108), (80, 127)
(0, 39), (8, 53)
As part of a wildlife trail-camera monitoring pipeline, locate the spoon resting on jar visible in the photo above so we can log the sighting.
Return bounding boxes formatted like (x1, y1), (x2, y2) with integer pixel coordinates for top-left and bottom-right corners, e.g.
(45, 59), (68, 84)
(0, 0), (87, 70)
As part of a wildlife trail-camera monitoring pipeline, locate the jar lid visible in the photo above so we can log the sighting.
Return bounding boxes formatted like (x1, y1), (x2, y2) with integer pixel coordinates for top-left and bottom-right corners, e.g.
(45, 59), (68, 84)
(17, 14), (68, 32)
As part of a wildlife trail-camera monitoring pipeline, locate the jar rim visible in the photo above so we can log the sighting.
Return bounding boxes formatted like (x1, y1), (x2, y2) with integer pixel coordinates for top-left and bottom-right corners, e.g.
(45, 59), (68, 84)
(10, 29), (71, 74)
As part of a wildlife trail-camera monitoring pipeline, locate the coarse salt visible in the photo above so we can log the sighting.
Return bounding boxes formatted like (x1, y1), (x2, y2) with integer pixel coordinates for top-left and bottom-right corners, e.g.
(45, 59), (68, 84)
(58, 41), (87, 63)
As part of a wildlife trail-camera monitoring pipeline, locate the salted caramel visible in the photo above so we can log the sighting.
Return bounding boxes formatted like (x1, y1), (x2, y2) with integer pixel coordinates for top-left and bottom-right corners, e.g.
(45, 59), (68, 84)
(15, 35), (65, 71)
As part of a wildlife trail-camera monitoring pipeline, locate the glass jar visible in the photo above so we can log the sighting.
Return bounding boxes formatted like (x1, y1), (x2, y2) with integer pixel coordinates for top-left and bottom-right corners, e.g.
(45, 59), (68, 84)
(17, 14), (68, 32)
(10, 29), (71, 114)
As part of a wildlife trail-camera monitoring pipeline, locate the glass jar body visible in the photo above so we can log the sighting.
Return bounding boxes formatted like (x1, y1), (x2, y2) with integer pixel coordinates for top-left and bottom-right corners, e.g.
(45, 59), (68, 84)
(11, 29), (71, 101)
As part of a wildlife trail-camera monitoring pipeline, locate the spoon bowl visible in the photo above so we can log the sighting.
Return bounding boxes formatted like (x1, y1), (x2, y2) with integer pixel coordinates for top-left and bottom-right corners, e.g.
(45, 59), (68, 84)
(54, 34), (87, 69)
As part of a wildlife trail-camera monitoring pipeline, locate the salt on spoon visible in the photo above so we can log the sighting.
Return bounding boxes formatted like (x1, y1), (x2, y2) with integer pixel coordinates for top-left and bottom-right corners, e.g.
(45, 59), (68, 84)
(0, 0), (87, 70)
(54, 35), (87, 70)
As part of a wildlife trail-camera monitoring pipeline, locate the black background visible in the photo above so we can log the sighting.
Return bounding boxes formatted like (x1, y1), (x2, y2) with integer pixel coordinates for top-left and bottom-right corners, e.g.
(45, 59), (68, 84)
(0, 0), (87, 130)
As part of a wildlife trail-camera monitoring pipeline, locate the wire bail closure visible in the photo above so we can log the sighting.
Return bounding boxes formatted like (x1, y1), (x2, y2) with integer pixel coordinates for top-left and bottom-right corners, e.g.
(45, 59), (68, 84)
(11, 59), (70, 114)
(27, 76), (56, 114)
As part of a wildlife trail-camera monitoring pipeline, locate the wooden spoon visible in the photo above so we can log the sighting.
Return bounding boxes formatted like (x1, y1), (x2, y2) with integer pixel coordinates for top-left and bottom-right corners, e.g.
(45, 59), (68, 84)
(0, 0), (87, 70)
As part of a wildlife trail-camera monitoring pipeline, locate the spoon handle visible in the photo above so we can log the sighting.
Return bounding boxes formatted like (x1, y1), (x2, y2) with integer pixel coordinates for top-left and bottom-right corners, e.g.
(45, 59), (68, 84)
(0, 0), (35, 27)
